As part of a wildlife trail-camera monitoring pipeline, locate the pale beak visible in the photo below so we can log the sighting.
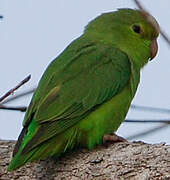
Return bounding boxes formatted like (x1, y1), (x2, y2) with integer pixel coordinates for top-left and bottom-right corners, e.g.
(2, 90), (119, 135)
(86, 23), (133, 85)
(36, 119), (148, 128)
(150, 39), (158, 60)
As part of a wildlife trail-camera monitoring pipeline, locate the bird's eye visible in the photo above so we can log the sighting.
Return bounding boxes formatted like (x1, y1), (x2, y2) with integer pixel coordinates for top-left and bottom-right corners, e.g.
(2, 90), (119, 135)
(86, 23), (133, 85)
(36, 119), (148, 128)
(132, 25), (141, 34)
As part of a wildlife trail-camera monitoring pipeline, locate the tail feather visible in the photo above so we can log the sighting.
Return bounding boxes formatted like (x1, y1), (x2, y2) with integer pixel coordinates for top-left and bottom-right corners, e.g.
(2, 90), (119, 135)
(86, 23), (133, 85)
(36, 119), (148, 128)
(8, 148), (36, 171)
(8, 126), (78, 171)
(8, 138), (64, 171)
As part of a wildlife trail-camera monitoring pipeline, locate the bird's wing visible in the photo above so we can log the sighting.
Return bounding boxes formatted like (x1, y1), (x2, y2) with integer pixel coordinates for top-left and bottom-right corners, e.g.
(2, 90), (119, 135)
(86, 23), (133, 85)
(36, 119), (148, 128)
(17, 40), (131, 154)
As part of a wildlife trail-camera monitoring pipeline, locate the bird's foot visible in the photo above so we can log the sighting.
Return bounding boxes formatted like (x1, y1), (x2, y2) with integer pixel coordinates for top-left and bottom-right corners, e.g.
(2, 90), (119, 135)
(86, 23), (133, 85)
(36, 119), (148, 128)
(103, 133), (127, 146)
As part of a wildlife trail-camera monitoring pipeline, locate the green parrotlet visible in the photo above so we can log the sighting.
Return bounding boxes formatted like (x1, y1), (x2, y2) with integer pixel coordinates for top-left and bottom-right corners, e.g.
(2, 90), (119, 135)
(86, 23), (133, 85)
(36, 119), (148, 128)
(8, 8), (159, 171)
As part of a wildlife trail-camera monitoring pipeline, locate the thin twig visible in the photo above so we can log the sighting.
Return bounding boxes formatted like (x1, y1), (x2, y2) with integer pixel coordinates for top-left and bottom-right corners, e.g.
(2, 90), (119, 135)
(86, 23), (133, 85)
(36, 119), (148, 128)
(2, 87), (36, 104)
(131, 105), (170, 114)
(125, 119), (170, 124)
(133, 0), (144, 10)
(0, 105), (27, 112)
(127, 124), (168, 140)
(2, 102), (170, 124)
(133, 0), (170, 47)
(0, 75), (31, 103)
(160, 30), (170, 46)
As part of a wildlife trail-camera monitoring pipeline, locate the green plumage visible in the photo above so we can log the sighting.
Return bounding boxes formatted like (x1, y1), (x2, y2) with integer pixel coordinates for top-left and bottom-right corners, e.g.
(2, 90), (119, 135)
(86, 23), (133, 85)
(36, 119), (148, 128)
(8, 9), (159, 171)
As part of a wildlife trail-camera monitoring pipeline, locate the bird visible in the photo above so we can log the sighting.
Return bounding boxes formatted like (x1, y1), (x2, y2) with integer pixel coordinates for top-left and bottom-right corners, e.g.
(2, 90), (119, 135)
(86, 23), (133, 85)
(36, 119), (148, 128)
(8, 8), (159, 171)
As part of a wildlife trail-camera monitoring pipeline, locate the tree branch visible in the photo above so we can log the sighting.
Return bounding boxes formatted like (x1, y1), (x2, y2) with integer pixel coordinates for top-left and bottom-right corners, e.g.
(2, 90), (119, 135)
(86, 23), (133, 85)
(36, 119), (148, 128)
(131, 104), (170, 114)
(127, 124), (168, 140)
(0, 140), (169, 179)
(0, 75), (31, 103)
(125, 119), (170, 123)
(1, 87), (36, 104)
(0, 104), (27, 112)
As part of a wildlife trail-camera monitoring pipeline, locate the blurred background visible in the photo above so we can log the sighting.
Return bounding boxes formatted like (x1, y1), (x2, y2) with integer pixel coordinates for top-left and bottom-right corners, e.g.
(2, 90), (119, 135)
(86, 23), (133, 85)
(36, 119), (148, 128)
(0, 0), (170, 144)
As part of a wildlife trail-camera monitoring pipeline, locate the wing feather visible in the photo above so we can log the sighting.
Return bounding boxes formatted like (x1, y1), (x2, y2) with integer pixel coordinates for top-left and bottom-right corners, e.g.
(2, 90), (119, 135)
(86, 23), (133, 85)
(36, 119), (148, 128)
(20, 38), (131, 154)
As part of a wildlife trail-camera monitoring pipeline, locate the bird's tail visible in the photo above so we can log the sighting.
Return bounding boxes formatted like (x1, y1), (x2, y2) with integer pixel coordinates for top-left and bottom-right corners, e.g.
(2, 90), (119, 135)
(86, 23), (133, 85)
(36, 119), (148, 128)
(8, 125), (79, 171)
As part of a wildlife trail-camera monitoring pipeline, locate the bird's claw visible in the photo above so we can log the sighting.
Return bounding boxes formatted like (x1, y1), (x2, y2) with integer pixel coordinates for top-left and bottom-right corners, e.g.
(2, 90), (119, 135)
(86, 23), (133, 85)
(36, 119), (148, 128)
(103, 133), (127, 146)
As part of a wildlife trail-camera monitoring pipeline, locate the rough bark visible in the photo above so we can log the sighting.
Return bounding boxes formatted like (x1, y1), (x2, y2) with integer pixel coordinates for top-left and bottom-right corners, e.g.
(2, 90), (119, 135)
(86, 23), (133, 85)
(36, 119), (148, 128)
(0, 140), (170, 180)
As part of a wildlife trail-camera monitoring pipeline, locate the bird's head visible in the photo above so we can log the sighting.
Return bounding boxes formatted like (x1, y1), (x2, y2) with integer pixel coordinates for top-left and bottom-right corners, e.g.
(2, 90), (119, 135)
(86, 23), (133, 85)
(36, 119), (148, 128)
(85, 9), (159, 68)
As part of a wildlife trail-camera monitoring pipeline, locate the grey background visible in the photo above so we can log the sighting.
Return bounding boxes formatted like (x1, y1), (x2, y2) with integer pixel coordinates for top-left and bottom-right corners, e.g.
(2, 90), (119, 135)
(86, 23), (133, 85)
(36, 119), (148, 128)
(1, 0), (170, 144)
